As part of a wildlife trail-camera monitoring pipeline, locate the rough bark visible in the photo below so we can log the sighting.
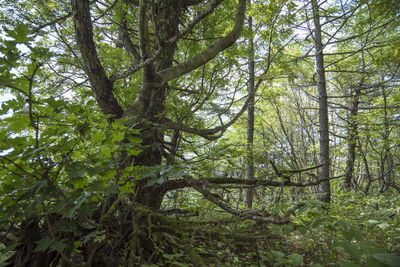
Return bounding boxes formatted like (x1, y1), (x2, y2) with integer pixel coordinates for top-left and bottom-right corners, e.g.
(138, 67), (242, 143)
(312, 0), (331, 203)
(134, 0), (182, 208)
(244, 10), (255, 208)
(72, 0), (123, 120)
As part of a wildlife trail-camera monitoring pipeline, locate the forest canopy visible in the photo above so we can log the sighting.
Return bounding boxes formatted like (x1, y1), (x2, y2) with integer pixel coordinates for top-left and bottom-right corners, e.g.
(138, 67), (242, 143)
(0, 0), (399, 266)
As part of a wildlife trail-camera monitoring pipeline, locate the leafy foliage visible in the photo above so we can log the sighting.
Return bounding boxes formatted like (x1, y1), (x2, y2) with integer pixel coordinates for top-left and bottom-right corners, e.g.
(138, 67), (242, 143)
(1, 0), (400, 266)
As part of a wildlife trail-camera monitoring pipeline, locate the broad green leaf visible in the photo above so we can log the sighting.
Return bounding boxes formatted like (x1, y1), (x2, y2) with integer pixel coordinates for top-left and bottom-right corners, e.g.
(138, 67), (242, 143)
(370, 253), (400, 267)
(50, 240), (67, 252)
(34, 238), (53, 252)
(120, 182), (134, 193)
(111, 131), (124, 142)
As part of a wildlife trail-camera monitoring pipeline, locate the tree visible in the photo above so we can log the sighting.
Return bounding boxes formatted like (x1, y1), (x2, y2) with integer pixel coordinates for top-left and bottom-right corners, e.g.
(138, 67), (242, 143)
(71, 0), (248, 208)
(311, 0), (331, 203)
(244, 0), (255, 208)
(0, 0), (255, 264)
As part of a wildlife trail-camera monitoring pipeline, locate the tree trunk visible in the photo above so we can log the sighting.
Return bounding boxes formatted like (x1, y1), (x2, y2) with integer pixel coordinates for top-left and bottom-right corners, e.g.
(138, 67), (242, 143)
(342, 85), (361, 190)
(244, 8), (255, 208)
(132, 0), (180, 209)
(311, 0), (331, 203)
(378, 82), (392, 193)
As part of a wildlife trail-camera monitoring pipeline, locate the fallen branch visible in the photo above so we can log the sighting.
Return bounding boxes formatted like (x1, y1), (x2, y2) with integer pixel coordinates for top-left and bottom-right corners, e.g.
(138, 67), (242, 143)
(187, 178), (305, 225)
(160, 174), (344, 193)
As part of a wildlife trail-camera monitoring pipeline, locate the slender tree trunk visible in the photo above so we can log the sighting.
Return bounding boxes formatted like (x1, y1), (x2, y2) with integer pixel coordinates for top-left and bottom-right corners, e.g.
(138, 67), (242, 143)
(343, 51), (366, 190)
(244, 8), (255, 208)
(342, 85), (361, 189)
(359, 141), (372, 195)
(379, 82), (392, 193)
(312, 0), (331, 203)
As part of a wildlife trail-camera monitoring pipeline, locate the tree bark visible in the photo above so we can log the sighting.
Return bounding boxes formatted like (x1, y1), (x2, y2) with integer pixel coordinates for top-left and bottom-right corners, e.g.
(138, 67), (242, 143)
(244, 8), (255, 208)
(312, 0), (331, 203)
(342, 83), (361, 190)
(378, 82), (392, 193)
(72, 0), (123, 121)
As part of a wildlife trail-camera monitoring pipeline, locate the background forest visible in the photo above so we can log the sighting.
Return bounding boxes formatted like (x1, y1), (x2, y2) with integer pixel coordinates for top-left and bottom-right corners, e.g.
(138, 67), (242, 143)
(0, 0), (399, 266)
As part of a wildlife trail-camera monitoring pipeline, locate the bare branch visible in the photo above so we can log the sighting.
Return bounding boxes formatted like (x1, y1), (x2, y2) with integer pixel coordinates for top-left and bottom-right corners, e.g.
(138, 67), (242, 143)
(32, 12), (72, 34)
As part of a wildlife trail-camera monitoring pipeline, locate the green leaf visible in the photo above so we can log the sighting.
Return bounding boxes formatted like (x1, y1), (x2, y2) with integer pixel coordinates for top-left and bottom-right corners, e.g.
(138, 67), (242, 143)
(358, 241), (386, 254)
(297, 225), (307, 234)
(334, 241), (362, 262)
(338, 259), (361, 267)
(73, 241), (83, 250)
(370, 253), (400, 267)
(145, 176), (164, 187)
(309, 199), (326, 206)
(120, 182), (134, 193)
(342, 229), (363, 241)
(366, 257), (388, 267)
(271, 250), (285, 258)
(34, 238), (53, 252)
(63, 192), (90, 219)
(283, 224), (295, 234)
(111, 131), (124, 142)
(50, 200), (67, 213)
(91, 131), (106, 144)
(288, 253), (303, 266)
(50, 240), (67, 252)
(6, 23), (32, 43)
(377, 222), (390, 230)
(33, 238), (67, 252)
(80, 230), (105, 244)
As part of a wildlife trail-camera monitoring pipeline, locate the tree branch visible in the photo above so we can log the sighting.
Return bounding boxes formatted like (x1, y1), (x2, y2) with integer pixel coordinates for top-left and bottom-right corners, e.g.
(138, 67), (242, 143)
(72, 0), (123, 120)
(159, 174), (344, 193)
(187, 178), (304, 224)
(110, 0), (224, 82)
(158, 0), (246, 83)
(161, 92), (251, 140)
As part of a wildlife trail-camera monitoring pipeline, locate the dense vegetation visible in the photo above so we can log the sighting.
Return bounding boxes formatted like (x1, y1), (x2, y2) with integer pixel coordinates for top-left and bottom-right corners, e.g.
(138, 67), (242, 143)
(0, 0), (399, 266)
